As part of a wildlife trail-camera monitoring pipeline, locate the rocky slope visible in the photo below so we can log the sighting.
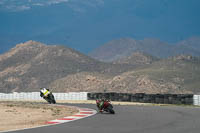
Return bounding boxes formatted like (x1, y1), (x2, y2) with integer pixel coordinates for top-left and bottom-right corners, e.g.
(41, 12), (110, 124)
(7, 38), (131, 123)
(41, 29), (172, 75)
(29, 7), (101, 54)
(0, 41), (200, 94)
(50, 55), (200, 94)
(50, 56), (200, 94)
(0, 41), (104, 92)
(113, 52), (159, 65)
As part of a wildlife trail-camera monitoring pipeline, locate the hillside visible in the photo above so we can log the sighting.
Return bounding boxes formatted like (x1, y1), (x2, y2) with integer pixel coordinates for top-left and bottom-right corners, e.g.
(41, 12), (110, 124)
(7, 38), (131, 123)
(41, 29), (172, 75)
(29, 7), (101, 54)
(89, 37), (200, 62)
(50, 55), (200, 94)
(0, 41), (105, 92)
(113, 52), (159, 65)
(51, 55), (200, 94)
(177, 36), (200, 50)
(1, 41), (200, 94)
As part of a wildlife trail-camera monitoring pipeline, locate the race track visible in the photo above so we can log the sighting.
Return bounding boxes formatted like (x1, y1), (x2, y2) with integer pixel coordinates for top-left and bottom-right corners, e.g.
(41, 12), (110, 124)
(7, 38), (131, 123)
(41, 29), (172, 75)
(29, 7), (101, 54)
(8, 104), (200, 133)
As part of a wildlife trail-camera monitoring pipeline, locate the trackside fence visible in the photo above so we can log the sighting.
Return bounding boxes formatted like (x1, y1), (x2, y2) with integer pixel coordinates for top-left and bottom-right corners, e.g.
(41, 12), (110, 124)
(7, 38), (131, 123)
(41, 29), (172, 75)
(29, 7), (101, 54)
(0, 92), (88, 100)
(1, 92), (200, 106)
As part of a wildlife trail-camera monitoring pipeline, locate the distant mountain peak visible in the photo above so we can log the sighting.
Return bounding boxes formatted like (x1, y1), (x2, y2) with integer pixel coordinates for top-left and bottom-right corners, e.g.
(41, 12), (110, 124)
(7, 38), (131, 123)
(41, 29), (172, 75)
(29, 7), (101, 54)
(113, 51), (158, 65)
(15, 40), (46, 49)
(115, 37), (137, 43)
(0, 40), (48, 63)
(178, 36), (200, 46)
(142, 38), (163, 43)
(186, 36), (200, 41)
(89, 37), (173, 62)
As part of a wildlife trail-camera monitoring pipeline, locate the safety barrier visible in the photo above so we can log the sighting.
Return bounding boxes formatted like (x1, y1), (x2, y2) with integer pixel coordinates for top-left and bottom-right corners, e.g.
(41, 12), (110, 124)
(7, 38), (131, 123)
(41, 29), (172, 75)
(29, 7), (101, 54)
(193, 95), (200, 106)
(0, 92), (88, 100)
(0, 92), (199, 106)
(87, 93), (194, 105)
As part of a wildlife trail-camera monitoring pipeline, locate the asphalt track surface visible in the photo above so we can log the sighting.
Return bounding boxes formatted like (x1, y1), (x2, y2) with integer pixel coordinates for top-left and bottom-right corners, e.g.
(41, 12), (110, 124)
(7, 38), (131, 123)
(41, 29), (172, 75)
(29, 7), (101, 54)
(8, 103), (200, 133)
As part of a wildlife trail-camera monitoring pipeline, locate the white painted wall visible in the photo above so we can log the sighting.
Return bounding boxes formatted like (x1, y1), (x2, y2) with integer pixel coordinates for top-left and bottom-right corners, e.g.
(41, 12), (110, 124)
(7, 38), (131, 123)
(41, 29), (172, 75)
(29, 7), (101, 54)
(0, 92), (88, 100)
(193, 95), (200, 105)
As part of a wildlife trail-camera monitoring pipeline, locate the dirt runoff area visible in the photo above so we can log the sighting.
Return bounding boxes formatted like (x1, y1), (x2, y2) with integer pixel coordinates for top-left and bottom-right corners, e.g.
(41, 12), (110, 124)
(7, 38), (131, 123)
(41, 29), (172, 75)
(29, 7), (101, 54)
(0, 101), (78, 132)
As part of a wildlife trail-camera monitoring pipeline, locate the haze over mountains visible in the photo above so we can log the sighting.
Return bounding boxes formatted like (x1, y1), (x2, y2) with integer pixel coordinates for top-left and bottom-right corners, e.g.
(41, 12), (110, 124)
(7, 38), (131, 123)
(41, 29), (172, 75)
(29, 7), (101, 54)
(0, 41), (200, 94)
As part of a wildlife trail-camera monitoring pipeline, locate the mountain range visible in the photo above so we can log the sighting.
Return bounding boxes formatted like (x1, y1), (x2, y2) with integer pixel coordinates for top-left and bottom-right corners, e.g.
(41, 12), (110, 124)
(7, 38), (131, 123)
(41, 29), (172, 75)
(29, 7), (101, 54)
(0, 40), (200, 94)
(89, 36), (200, 62)
(0, 0), (200, 54)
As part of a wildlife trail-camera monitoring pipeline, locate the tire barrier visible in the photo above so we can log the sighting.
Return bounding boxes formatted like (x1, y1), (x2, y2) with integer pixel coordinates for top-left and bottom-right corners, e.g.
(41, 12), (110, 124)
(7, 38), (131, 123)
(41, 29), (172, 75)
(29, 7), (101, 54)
(87, 93), (194, 105)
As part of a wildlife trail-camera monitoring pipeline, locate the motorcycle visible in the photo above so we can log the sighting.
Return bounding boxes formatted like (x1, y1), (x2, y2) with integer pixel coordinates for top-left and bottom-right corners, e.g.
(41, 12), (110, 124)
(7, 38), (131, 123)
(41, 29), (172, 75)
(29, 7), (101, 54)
(41, 90), (56, 104)
(96, 99), (115, 114)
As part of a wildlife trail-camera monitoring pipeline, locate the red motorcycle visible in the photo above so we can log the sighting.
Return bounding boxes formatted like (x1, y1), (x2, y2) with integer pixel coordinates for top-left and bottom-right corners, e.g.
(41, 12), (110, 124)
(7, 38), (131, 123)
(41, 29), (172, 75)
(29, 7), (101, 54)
(96, 99), (115, 114)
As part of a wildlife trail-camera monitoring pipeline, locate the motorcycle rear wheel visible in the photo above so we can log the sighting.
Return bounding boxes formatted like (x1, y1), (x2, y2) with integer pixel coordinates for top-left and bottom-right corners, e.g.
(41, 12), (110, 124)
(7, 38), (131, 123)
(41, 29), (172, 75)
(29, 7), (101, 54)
(107, 105), (115, 114)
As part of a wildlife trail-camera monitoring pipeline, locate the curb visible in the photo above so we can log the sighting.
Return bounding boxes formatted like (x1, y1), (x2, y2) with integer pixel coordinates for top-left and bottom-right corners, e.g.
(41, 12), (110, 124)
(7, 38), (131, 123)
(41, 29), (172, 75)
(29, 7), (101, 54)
(0, 107), (97, 133)
(46, 108), (97, 125)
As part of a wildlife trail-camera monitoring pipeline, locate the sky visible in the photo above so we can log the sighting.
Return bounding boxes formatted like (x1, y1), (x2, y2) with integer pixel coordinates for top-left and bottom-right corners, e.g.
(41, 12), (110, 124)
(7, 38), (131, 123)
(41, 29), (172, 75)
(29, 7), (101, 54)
(0, 0), (200, 54)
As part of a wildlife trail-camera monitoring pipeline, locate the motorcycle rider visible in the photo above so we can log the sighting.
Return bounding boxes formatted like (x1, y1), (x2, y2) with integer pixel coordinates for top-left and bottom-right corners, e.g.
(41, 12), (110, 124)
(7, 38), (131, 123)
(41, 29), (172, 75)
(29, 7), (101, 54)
(40, 88), (50, 98)
(40, 88), (56, 104)
(96, 98), (108, 112)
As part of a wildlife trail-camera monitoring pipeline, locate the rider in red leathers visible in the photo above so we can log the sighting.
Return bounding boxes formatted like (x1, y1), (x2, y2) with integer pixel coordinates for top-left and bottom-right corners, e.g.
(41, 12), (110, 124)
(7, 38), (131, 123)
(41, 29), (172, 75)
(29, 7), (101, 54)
(96, 98), (109, 112)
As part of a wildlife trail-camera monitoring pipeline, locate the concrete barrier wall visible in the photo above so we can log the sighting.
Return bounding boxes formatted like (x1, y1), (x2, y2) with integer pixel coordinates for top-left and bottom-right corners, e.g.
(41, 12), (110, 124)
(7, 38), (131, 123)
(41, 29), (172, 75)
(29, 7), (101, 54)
(87, 93), (194, 105)
(0, 92), (88, 100)
(193, 95), (200, 105)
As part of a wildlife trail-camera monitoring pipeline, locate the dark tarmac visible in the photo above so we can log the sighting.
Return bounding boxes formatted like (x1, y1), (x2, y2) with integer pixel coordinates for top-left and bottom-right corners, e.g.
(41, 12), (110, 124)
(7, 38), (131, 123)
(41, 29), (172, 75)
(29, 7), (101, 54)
(8, 104), (200, 133)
